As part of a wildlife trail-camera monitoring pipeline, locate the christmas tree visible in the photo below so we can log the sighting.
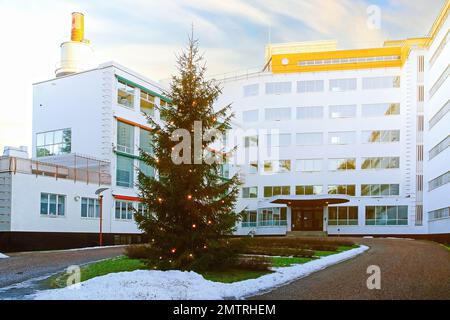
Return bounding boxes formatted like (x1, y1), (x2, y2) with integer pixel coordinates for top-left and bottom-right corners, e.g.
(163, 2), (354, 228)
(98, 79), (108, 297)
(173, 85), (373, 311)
(134, 34), (240, 270)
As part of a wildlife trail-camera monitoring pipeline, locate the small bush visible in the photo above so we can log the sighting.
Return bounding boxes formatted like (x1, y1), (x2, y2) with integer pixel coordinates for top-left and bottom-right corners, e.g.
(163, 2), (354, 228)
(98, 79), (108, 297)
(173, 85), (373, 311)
(242, 246), (315, 258)
(124, 244), (153, 259)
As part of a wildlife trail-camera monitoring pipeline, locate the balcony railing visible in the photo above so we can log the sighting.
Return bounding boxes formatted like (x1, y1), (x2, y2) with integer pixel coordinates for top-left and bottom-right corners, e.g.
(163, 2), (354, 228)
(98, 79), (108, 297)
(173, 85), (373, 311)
(0, 154), (111, 186)
(241, 220), (288, 228)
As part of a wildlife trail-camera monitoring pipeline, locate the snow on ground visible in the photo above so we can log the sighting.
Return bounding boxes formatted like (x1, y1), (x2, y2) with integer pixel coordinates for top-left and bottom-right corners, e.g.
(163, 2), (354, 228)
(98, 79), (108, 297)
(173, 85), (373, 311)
(0, 253), (9, 259)
(31, 245), (369, 300)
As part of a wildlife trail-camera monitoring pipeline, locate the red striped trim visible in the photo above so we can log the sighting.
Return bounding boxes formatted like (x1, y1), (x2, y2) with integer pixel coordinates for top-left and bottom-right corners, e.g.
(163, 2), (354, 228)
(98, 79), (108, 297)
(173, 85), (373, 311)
(113, 195), (143, 202)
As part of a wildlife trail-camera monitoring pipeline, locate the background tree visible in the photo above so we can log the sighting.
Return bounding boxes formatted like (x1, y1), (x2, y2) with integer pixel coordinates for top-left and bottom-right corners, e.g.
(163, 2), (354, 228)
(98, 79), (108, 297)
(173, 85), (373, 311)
(134, 34), (240, 270)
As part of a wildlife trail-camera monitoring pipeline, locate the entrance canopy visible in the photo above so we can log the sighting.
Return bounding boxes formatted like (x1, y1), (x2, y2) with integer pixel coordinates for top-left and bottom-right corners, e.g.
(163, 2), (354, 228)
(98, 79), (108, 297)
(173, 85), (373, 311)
(269, 194), (350, 207)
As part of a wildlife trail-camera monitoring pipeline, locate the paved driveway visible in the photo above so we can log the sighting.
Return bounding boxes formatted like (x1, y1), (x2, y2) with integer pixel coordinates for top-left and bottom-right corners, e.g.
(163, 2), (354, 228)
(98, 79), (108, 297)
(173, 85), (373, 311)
(250, 238), (450, 300)
(0, 246), (125, 289)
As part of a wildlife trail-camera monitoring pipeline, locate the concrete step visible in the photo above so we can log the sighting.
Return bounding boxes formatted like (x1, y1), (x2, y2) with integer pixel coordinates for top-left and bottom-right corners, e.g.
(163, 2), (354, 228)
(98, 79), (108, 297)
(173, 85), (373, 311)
(287, 231), (328, 237)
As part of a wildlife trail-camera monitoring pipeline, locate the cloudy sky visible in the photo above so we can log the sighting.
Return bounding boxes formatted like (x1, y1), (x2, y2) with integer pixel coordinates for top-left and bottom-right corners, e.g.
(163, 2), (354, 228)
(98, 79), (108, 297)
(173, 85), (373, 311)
(0, 0), (446, 153)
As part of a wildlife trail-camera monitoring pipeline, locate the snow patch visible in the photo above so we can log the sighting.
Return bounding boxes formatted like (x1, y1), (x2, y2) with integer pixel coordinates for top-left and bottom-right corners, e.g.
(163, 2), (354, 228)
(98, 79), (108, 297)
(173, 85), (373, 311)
(31, 245), (369, 300)
(0, 253), (9, 259)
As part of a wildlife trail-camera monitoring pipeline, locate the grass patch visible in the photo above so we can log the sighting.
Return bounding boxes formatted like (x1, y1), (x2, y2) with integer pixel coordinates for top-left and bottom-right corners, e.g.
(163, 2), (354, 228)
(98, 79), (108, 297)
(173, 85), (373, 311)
(201, 269), (272, 283)
(270, 256), (313, 267)
(46, 256), (148, 288)
(46, 245), (359, 288)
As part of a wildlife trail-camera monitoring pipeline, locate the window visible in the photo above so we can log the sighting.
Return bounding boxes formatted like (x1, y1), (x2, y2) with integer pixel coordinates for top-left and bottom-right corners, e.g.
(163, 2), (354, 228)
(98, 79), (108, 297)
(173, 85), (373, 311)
(117, 121), (134, 154)
(115, 200), (134, 220)
(243, 110), (259, 122)
(257, 207), (287, 226)
(365, 206), (408, 225)
(139, 129), (153, 155)
(328, 158), (356, 171)
(140, 91), (155, 116)
(328, 185), (356, 196)
(137, 203), (149, 216)
(362, 103), (400, 117)
(267, 133), (291, 147)
(295, 185), (323, 195)
(417, 85), (424, 102)
(328, 206), (358, 225)
(430, 29), (449, 67)
(265, 107), (291, 121)
(248, 162), (258, 174)
(362, 76), (400, 89)
(296, 106), (323, 119)
(242, 187), (258, 198)
(429, 171), (450, 191)
(428, 207), (450, 221)
(297, 80), (324, 93)
(429, 99), (450, 129)
(429, 64), (450, 98)
(117, 79), (135, 108)
(361, 184), (400, 196)
(36, 128), (72, 157)
(244, 136), (258, 148)
(138, 129), (154, 177)
(329, 105), (356, 118)
(265, 82), (292, 95)
(296, 133), (323, 145)
(264, 186), (290, 197)
(264, 160), (291, 173)
(329, 78), (356, 92)
(243, 84), (259, 97)
(40, 193), (65, 216)
(241, 210), (257, 227)
(295, 159), (322, 172)
(299, 55), (400, 66)
(328, 132), (356, 145)
(81, 197), (100, 218)
(116, 155), (134, 188)
(429, 135), (449, 160)
(362, 130), (400, 143)
(361, 157), (400, 169)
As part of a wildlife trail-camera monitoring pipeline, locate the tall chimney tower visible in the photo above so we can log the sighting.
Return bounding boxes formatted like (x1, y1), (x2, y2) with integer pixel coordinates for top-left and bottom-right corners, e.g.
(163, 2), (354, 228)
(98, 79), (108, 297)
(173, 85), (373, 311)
(55, 12), (95, 77)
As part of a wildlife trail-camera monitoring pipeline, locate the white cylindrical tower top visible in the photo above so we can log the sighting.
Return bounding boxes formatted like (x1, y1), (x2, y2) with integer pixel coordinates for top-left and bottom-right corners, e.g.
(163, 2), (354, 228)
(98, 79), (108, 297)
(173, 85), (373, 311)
(55, 12), (95, 77)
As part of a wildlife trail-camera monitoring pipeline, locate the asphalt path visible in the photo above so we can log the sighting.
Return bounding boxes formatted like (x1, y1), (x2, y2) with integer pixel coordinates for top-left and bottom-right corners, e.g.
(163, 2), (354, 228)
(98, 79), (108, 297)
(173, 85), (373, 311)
(250, 238), (450, 300)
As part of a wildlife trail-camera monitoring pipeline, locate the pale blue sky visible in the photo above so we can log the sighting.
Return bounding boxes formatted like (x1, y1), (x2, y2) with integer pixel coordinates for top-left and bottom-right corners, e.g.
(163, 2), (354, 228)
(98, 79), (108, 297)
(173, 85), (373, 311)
(0, 0), (446, 152)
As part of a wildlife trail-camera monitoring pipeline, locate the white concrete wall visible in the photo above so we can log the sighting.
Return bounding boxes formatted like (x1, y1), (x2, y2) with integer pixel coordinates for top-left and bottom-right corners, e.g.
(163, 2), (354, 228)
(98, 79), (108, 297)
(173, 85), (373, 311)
(9, 172), (141, 234)
(424, 13), (450, 234)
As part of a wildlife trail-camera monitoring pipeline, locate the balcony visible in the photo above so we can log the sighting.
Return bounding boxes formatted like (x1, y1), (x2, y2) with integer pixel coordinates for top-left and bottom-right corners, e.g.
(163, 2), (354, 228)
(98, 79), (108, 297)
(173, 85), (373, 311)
(0, 154), (111, 186)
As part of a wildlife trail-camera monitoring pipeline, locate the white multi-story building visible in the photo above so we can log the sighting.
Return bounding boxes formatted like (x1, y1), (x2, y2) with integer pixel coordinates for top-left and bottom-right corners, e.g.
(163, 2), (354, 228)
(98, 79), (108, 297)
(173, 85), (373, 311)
(0, 4), (449, 251)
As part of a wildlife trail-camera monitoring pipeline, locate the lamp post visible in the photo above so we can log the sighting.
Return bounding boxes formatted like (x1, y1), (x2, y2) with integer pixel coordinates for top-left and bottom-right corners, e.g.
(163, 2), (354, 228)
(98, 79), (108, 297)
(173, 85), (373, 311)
(95, 187), (109, 246)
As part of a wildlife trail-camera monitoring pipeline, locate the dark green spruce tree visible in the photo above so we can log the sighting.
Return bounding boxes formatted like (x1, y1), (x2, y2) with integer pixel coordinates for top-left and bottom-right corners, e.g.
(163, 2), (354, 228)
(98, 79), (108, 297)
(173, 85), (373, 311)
(134, 35), (240, 270)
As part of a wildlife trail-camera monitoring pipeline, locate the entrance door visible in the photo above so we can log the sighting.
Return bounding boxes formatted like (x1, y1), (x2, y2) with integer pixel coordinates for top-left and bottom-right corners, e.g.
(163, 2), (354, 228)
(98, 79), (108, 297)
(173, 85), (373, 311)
(291, 207), (323, 231)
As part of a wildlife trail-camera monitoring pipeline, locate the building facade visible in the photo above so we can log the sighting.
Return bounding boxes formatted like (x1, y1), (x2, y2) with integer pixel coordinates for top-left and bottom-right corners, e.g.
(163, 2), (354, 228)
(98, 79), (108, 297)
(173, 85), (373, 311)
(0, 4), (449, 251)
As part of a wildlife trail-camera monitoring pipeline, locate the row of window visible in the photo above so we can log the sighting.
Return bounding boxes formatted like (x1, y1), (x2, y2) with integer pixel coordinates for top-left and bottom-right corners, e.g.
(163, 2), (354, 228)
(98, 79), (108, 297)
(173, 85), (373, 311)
(428, 207), (450, 221)
(242, 183), (400, 198)
(244, 76), (400, 96)
(244, 130), (400, 147)
(429, 28), (449, 67)
(36, 128), (72, 158)
(248, 157), (400, 174)
(117, 79), (168, 114)
(429, 64), (450, 98)
(40, 193), (145, 221)
(429, 171), (450, 191)
(242, 103), (400, 122)
(241, 205), (408, 226)
(429, 135), (449, 160)
(429, 99), (449, 129)
(298, 56), (401, 67)
(116, 121), (155, 188)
